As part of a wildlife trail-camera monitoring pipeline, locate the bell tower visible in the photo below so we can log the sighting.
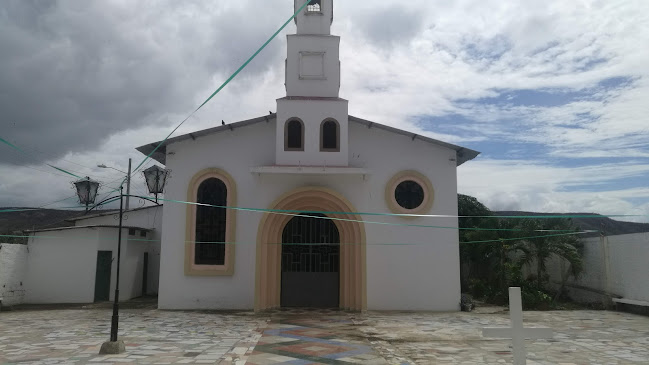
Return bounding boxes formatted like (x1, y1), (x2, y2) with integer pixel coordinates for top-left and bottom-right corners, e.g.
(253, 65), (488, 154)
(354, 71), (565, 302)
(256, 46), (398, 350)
(276, 0), (349, 166)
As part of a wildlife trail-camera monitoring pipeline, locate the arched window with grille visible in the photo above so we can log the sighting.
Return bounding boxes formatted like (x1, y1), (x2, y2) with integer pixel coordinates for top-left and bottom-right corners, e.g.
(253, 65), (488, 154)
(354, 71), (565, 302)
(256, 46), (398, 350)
(285, 118), (305, 151)
(195, 178), (227, 265)
(186, 168), (236, 276)
(320, 119), (340, 152)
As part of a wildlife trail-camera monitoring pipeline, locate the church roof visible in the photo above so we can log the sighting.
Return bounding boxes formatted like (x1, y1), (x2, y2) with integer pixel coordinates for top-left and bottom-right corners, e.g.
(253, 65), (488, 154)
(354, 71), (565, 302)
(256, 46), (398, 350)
(135, 114), (480, 166)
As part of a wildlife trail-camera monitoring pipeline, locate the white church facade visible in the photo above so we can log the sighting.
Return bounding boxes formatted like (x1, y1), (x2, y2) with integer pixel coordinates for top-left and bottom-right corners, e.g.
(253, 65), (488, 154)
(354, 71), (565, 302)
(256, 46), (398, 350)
(136, 0), (478, 311)
(20, 0), (478, 311)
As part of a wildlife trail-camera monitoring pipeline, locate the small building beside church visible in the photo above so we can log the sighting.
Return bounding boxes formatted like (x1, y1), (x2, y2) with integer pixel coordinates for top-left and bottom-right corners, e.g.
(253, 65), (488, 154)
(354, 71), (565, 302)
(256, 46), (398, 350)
(136, 0), (479, 311)
(22, 205), (162, 304)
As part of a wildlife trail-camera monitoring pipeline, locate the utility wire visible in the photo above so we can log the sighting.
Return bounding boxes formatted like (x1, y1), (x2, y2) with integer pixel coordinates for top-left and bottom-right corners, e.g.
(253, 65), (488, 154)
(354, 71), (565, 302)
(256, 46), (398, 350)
(131, 195), (598, 234)
(10, 143), (111, 174)
(1, 136), (82, 179)
(9, 161), (73, 179)
(139, 195), (647, 222)
(3, 146), (92, 175)
(4, 1), (315, 209)
(1, 231), (591, 246)
(127, 0), (315, 182)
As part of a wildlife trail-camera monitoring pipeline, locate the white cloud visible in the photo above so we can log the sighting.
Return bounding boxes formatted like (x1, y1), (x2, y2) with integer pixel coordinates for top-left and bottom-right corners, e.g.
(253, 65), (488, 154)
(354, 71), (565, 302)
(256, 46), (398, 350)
(2, 0), (649, 221)
(458, 159), (649, 222)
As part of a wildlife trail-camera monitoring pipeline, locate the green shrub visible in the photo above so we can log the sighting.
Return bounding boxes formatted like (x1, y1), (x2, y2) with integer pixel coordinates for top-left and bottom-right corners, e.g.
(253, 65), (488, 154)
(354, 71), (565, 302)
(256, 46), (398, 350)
(520, 285), (553, 310)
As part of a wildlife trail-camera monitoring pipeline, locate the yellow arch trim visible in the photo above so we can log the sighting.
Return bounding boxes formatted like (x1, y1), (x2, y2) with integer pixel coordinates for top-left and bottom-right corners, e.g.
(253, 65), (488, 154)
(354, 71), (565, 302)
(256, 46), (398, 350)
(255, 186), (366, 311)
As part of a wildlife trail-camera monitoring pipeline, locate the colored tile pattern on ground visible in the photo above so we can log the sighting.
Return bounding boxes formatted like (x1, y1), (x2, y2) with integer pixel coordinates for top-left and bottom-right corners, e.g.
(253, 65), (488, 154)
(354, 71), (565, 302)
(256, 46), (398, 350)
(247, 309), (387, 364)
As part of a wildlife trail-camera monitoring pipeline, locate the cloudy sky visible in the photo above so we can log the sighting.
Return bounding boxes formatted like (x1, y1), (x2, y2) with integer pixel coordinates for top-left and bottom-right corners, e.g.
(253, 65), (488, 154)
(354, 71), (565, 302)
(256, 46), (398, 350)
(1, 0), (648, 222)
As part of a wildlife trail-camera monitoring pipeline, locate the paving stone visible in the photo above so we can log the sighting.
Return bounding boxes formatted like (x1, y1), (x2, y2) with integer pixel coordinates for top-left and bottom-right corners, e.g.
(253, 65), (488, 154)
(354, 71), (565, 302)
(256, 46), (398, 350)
(1, 308), (649, 364)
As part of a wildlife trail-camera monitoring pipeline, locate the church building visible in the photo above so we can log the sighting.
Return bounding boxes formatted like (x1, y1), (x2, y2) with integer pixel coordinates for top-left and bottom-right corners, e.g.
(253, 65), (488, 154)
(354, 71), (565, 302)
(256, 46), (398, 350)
(134, 0), (479, 311)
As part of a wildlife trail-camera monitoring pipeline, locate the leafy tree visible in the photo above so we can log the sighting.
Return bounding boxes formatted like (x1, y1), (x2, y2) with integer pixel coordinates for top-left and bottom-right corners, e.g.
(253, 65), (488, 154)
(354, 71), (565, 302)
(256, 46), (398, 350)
(458, 194), (493, 288)
(463, 215), (531, 301)
(457, 195), (584, 308)
(519, 218), (583, 287)
(458, 195), (528, 298)
(458, 194), (492, 242)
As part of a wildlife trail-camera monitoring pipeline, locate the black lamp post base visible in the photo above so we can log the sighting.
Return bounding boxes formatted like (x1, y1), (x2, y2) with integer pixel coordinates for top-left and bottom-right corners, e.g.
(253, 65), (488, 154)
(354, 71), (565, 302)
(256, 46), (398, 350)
(99, 340), (125, 354)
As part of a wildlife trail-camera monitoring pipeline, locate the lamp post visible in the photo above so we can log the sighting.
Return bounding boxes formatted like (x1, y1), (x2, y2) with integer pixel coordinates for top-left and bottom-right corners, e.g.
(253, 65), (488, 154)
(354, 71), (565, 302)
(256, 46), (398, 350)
(74, 166), (167, 355)
(98, 158), (132, 210)
(107, 185), (125, 349)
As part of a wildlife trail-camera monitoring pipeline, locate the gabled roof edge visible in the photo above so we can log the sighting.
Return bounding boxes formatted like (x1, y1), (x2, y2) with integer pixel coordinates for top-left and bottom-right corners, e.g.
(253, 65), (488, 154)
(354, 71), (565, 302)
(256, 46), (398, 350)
(348, 116), (480, 166)
(135, 113), (480, 166)
(135, 114), (277, 165)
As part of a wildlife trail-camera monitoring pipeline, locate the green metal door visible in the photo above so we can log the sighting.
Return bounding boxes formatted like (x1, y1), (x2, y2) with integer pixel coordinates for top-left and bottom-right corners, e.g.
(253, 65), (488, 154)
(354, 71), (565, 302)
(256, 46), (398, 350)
(94, 251), (112, 302)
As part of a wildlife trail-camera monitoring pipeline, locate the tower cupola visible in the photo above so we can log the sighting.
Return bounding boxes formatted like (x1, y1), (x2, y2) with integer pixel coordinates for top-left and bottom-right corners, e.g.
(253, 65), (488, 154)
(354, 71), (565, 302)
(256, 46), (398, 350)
(295, 0), (334, 35)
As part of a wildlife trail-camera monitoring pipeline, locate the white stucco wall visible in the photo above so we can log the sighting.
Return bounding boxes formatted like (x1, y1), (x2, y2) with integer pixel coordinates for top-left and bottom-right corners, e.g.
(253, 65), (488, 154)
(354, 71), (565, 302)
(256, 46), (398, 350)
(350, 122), (461, 311)
(547, 233), (649, 304)
(545, 235), (608, 303)
(286, 35), (340, 98)
(158, 117), (461, 311)
(96, 227), (150, 302)
(73, 206), (162, 295)
(158, 121), (275, 309)
(0, 243), (28, 306)
(76, 206), (163, 231)
(23, 226), (153, 304)
(606, 233), (649, 302)
(24, 228), (100, 303)
(276, 98), (349, 166)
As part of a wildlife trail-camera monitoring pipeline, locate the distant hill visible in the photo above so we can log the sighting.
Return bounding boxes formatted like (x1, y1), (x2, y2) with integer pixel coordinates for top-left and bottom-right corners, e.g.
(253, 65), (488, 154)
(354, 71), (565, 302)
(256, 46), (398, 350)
(495, 211), (649, 238)
(0, 208), (86, 233)
(2, 208), (649, 239)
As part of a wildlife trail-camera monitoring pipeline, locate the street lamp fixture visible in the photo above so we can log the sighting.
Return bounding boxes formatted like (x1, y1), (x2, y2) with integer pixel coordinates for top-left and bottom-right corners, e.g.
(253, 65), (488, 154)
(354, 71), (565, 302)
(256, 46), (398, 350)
(97, 164), (126, 173)
(73, 177), (100, 212)
(78, 163), (166, 355)
(143, 165), (169, 203)
(98, 159), (132, 210)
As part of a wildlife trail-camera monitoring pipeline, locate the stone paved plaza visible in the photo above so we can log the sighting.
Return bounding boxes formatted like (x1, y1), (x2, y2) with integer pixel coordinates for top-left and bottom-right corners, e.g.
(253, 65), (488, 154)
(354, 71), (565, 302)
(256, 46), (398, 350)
(1, 306), (648, 364)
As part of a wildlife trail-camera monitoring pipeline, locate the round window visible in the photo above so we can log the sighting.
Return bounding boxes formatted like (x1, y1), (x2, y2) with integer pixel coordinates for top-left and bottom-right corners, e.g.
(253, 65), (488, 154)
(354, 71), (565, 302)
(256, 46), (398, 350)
(394, 180), (425, 210)
(385, 171), (434, 216)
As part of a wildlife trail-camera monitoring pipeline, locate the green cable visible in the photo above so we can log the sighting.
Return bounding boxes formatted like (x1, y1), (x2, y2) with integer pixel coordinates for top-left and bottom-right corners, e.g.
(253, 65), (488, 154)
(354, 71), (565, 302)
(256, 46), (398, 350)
(39, 194), (80, 208)
(1, 230), (589, 245)
(2, 192), (637, 233)
(0, 136), (83, 179)
(127, 0), (315, 182)
(0, 198), (122, 214)
(138, 196), (647, 221)
(129, 195), (601, 233)
(461, 231), (590, 244)
(0, 206), (87, 214)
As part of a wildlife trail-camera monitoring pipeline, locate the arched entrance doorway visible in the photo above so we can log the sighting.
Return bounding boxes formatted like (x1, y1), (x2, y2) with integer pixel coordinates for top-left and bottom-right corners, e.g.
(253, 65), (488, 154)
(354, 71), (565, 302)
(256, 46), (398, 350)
(281, 213), (340, 307)
(255, 187), (366, 311)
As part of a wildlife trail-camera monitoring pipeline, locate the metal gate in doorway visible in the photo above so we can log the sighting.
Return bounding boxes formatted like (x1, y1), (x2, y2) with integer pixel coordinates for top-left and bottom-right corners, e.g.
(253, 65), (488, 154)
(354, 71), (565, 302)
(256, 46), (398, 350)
(280, 213), (340, 308)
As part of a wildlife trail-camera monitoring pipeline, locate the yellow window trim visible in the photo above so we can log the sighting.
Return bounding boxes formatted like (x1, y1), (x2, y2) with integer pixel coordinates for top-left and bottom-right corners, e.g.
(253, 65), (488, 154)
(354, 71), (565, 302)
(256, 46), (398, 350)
(185, 168), (237, 276)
